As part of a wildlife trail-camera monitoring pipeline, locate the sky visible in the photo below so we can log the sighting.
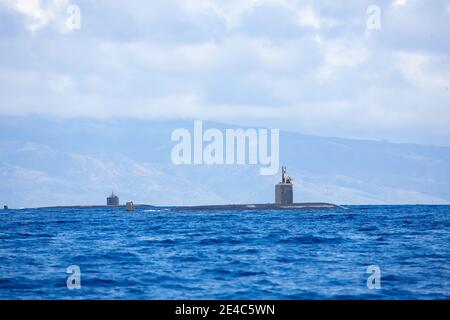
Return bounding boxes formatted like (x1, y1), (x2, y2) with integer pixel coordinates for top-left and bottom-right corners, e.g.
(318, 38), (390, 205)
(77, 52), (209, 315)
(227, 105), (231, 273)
(0, 0), (450, 145)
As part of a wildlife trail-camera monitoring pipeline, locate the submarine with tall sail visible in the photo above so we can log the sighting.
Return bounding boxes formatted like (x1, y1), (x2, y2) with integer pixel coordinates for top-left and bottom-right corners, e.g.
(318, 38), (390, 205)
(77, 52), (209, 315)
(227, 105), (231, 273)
(174, 166), (340, 211)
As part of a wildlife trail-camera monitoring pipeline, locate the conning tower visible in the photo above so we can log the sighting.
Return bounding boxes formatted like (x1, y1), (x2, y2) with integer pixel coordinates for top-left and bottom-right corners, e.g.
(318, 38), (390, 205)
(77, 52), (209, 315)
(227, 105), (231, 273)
(275, 166), (293, 205)
(107, 191), (119, 206)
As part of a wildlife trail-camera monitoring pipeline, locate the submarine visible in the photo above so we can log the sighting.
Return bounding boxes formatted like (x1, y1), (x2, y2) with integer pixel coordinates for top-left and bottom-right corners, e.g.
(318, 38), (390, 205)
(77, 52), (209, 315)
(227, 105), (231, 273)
(173, 166), (341, 212)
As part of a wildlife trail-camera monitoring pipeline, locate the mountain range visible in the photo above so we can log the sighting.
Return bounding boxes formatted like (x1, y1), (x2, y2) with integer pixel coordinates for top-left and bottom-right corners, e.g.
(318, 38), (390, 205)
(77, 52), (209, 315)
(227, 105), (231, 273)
(1, 117), (449, 208)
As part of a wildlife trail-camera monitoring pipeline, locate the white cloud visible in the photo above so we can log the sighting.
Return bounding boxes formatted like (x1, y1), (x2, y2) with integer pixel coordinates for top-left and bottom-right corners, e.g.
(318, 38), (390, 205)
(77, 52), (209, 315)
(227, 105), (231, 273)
(316, 39), (369, 79)
(179, 0), (286, 30)
(296, 6), (321, 29)
(394, 51), (450, 91)
(179, 0), (339, 32)
(324, 41), (368, 67)
(296, 5), (338, 30)
(393, 0), (410, 8)
(4, 0), (70, 32)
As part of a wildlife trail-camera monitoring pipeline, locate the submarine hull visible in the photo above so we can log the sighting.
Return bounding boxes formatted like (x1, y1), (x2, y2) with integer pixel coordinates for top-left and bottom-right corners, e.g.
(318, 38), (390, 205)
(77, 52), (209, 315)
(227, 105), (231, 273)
(173, 203), (343, 211)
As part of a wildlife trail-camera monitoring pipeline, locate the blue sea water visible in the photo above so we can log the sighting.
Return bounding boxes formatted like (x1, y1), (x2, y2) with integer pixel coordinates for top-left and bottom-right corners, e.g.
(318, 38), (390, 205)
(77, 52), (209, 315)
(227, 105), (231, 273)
(0, 205), (449, 300)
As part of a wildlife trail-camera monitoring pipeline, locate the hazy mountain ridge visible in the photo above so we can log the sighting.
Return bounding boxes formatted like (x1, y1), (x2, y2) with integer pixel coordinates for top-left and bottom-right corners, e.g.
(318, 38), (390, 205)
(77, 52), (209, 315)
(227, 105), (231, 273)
(1, 117), (449, 208)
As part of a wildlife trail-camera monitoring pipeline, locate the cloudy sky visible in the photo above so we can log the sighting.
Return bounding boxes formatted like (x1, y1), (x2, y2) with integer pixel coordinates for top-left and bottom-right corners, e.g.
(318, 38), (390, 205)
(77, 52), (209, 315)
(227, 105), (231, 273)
(1, 0), (450, 145)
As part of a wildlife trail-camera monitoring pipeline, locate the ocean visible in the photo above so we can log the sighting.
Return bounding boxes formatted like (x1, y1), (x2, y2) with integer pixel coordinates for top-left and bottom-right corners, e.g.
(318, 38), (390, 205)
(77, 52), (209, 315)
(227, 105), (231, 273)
(0, 205), (449, 299)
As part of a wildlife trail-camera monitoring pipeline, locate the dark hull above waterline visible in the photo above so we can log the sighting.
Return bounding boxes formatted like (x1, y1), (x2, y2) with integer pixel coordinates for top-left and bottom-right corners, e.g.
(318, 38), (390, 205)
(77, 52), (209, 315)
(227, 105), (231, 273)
(25, 202), (343, 211)
(172, 203), (344, 211)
